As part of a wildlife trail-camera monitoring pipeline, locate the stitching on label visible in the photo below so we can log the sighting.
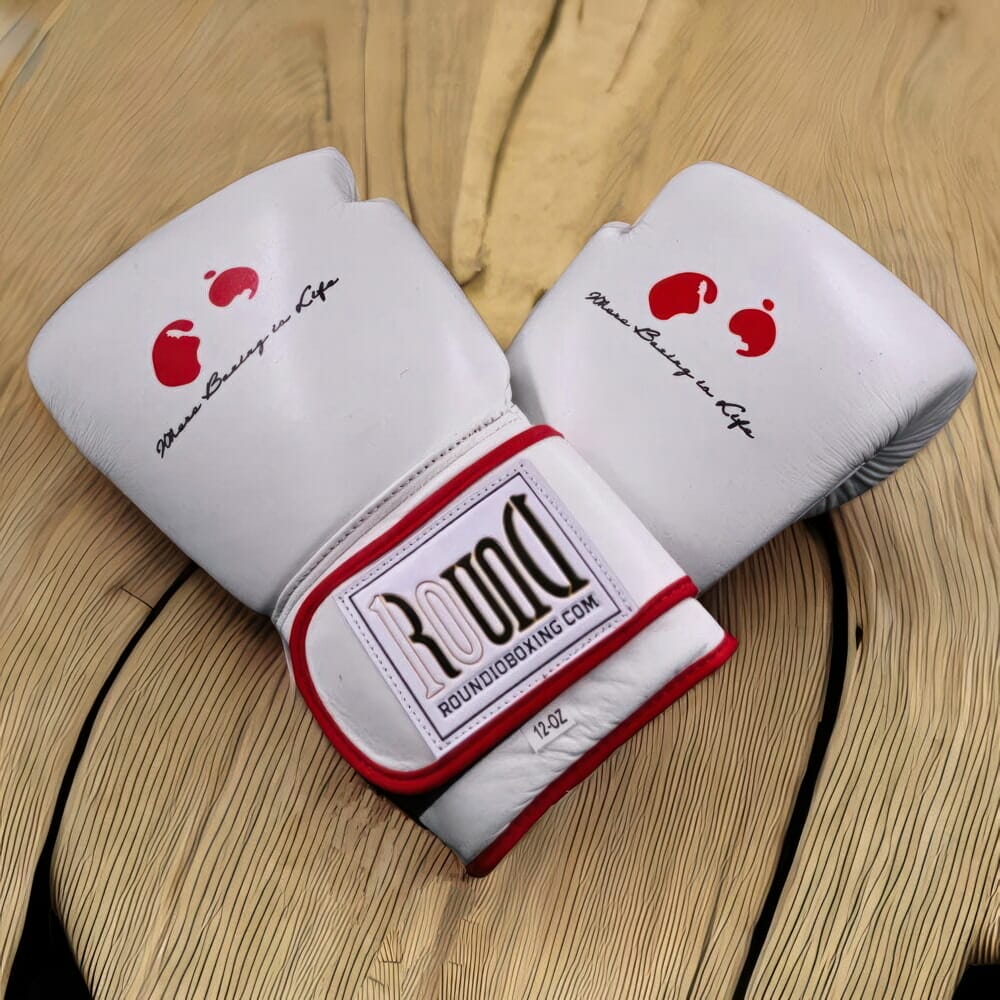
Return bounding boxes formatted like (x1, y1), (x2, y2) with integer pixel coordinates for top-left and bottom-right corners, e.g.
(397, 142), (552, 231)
(518, 464), (632, 612)
(328, 456), (634, 753)
(331, 464), (550, 748)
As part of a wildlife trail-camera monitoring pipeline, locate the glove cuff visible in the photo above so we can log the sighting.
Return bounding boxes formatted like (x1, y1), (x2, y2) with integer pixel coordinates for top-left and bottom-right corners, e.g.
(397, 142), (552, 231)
(278, 418), (709, 796)
(465, 627), (736, 876)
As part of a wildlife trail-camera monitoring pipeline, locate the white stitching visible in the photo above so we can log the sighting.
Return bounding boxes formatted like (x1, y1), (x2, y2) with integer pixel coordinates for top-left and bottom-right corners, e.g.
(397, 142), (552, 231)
(517, 462), (633, 611)
(315, 450), (641, 754)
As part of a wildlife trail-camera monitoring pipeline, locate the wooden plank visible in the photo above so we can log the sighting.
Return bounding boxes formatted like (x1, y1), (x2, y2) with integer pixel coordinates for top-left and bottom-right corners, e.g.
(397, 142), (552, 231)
(0, 367), (186, 983)
(466, 3), (1000, 988)
(0, 1), (827, 995)
(0, 0), (195, 978)
(1, 0), (994, 996)
(49, 540), (828, 997)
(747, 208), (1000, 995)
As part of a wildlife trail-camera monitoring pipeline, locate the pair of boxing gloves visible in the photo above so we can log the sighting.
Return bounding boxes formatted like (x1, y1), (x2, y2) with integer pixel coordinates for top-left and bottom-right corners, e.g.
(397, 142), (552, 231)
(28, 149), (975, 875)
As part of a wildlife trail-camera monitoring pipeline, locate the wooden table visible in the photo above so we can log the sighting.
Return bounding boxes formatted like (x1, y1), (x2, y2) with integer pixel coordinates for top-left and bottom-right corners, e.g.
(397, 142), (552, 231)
(1, 1), (997, 997)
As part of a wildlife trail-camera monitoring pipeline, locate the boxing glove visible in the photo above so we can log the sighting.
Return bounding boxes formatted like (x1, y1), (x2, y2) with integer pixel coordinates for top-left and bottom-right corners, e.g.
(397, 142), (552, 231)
(28, 149), (735, 876)
(508, 163), (976, 587)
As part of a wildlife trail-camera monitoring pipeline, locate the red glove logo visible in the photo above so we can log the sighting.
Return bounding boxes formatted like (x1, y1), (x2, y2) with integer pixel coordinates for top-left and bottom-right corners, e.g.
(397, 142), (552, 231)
(204, 266), (259, 307)
(648, 272), (717, 320)
(728, 300), (776, 358)
(151, 320), (199, 387)
(647, 273), (776, 358)
(151, 267), (260, 387)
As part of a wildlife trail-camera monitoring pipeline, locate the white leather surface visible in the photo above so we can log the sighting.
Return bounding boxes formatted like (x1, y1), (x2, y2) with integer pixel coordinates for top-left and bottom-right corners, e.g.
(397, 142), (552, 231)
(282, 429), (689, 772)
(421, 597), (725, 863)
(28, 148), (510, 613)
(28, 150), (724, 809)
(509, 162), (976, 587)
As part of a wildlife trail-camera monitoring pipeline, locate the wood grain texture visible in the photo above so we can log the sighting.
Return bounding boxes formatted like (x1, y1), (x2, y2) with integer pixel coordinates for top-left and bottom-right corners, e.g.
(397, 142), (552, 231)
(0, 0), (995, 996)
(747, 196), (1000, 996)
(49, 543), (828, 998)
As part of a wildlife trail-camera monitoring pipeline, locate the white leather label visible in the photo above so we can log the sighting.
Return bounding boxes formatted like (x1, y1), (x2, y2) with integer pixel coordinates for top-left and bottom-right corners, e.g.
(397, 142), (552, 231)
(335, 459), (633, 758)
(523, 704), (578, 752)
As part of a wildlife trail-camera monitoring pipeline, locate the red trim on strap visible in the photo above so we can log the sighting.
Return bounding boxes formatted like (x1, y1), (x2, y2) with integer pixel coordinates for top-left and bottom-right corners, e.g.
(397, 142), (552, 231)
(296, 426), (559, 602)
(465, 631), (739, 877)
(288, 423), (697, 796)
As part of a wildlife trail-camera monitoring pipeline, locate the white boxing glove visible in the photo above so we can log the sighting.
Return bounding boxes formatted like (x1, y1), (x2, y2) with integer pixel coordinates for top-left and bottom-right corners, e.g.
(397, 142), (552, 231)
(508, 163), (976, 588)
(28, 149), (735, 875)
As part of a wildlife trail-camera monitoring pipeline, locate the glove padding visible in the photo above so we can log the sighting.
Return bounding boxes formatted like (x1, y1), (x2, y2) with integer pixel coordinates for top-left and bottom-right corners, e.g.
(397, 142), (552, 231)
(509, 162), (976, 587)
(29, 149), (735, 873)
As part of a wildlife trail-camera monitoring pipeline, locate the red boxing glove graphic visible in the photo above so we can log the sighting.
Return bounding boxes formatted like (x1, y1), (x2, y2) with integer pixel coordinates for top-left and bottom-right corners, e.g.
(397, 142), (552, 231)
(648, 272), (776, 358)
(204, 266), (259, 307)
(648, 272), (718, 321)
(150, 267), (261, 388)
(728, 300), (776, 358)
(152, 319), (200, 387)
